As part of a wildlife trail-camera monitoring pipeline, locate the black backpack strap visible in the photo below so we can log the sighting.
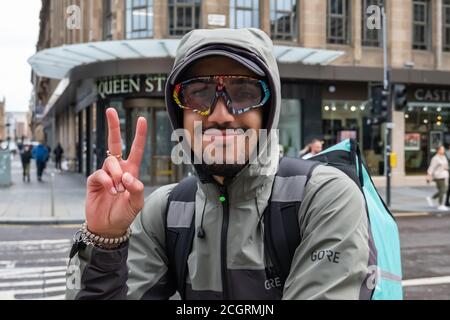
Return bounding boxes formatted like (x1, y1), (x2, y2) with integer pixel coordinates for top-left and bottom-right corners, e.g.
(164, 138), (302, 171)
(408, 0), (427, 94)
(264, 157), (321, 283)
(165, 175), (198, 300)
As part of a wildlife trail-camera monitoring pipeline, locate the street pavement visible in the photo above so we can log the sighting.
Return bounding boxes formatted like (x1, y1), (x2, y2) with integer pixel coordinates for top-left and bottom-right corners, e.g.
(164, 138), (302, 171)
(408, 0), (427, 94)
(399, 213), (450, 299)
(0, 156), (157, 223)
(0, 225), (76, 300)
(378, 185), (450, 214)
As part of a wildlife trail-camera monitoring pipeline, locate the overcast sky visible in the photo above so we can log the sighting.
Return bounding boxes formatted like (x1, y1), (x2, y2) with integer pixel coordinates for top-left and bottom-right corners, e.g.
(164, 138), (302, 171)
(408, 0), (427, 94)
(0, 1), (42, 112)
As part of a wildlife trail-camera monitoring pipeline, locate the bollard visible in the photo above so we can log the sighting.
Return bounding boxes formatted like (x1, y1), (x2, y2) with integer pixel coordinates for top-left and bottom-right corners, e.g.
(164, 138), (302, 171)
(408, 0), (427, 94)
(0, 148), (12, 187)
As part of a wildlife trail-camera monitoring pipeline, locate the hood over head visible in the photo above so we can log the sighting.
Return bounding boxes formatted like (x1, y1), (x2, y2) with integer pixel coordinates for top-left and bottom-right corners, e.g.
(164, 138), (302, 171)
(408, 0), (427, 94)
(165, 28), (281, 189)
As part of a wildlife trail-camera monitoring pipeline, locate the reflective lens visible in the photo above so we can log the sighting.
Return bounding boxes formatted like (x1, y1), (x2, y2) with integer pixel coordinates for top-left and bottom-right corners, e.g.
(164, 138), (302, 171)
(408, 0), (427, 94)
(173, 76), (269, 115)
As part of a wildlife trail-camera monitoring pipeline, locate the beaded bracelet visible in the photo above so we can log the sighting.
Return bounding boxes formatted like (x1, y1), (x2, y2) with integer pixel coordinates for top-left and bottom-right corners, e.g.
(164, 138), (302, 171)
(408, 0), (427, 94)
(81, 222), (132, 249)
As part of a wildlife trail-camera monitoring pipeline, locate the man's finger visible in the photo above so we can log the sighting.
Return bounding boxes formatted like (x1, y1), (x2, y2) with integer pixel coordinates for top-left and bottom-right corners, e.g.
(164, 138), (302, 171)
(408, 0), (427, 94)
(103, 156), (125, 193)
(128, 117), (148, 171)
(122, 172), (144, 213)
(106, 108), (123, 157)
(87, 170), (117, 196)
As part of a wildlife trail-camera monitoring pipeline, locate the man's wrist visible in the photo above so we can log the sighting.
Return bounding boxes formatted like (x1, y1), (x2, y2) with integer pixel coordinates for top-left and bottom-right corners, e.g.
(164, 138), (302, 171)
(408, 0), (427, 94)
(81, 222), (132, 250)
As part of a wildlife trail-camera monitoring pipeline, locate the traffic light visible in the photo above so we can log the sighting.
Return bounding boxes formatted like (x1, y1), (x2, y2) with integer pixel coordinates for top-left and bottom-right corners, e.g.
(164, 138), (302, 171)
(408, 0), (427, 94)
(370, 85), (389, 124)
(393, 84), (407, 111)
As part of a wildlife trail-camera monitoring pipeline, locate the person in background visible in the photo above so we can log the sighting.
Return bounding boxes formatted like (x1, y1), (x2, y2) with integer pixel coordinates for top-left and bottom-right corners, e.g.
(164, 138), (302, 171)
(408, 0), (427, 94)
(17, 137), (25, 155)
(54, 143), (64, 172)
(301, 139), (323, 160)
(20, 145), (32, 183)
(32, 142), (49, 182)
(445, 145), (450, 207)
(426, 145), (449, 211)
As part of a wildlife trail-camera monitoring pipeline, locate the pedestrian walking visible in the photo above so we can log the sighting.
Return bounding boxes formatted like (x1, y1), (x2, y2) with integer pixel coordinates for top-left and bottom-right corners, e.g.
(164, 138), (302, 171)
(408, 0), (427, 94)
(445, 145), (450, 206)
(54, 143), (64, 171)
(32, 142), (49, 182)
(20, 145), (32, 183)
(426, 145), (449, 211)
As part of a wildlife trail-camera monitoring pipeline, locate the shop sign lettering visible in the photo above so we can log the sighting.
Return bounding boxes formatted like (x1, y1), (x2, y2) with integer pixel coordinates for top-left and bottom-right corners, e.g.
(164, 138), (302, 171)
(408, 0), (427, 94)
(414, 88), (450, 103)
(97, 74), (167, 99)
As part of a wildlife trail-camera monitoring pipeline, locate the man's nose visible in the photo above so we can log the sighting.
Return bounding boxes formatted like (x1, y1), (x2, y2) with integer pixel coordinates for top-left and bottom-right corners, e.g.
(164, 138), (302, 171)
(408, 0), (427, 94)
(207, 96), (235, 124)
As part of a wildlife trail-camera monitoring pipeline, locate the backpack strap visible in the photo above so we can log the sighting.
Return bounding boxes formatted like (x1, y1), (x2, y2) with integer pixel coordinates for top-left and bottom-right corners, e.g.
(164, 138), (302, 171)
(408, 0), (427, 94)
(264, 157), (321, 283)
(165, 175), (198, 300)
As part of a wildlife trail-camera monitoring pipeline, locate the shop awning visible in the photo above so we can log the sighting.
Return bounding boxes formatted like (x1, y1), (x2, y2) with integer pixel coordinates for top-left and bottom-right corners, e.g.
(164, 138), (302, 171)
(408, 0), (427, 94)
(28, 39), (345, 80)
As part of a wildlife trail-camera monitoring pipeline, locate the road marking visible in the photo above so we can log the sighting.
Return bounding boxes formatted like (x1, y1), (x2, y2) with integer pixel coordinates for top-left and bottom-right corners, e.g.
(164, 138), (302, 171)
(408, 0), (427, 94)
(0, 270), (66, 280)
(35, 294), (66, 300)
(0, 266), (67, 277)
(393, 212), (431, 218)
(403, 276), (450, 287)
(0, 239), (71, 246)
(0, 257), (69, 267)
(0, 278), (66, 288)
(0, 238), (70, 300)
(0, 285), (66, 300)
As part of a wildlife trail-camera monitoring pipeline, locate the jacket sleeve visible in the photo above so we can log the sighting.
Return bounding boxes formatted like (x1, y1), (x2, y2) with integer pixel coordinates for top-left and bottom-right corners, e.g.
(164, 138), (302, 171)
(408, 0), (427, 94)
(282, 165), (374, 300)
(66, 184), (177, 300)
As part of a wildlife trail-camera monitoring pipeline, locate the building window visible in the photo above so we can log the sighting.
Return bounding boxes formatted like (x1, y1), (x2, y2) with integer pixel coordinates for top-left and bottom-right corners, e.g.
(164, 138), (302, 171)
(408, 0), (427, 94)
(103, 0), (113, 40)
(168, 0), (201, 36)
(270, 0), (297, 41)
(362, 0), (383, 47)
(412, 0), (431, 50)
(444, 0), (450, 51)
(327, 0), (351, 45)
(230, 0), (259, 29)
(126, 0), (154, 39)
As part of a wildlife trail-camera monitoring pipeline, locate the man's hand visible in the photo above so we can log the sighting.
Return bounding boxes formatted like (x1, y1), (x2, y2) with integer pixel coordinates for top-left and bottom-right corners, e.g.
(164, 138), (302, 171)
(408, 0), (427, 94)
(85, 108), (147, 238)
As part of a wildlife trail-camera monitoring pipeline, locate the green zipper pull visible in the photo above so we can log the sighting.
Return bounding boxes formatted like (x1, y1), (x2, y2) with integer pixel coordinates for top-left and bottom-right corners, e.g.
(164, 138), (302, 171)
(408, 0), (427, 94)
(219, 195), (226, 203)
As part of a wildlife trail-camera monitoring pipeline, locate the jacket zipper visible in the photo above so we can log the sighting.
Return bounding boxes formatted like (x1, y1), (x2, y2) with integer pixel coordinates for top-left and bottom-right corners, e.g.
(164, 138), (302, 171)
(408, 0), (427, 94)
(219, 186), (230, 299)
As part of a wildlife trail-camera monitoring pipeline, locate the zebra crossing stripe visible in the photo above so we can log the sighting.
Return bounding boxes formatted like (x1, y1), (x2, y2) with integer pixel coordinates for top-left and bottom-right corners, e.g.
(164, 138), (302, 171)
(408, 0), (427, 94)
(0, 266), (68, 277)
(0, 238), (71, 300)
(0, 286), (66, 300)
(0, 270), (66, 280)
(0, 278), (66, 288)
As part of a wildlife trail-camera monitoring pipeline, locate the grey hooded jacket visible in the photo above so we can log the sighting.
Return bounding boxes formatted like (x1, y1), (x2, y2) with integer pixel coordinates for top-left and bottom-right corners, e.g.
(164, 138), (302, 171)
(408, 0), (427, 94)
(66, 28), (373, 300)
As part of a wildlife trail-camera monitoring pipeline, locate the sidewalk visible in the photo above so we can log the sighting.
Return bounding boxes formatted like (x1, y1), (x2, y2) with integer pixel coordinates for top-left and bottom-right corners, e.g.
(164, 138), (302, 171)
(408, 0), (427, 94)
(378, 185), (450, 214)
(0, 156), (157, 224)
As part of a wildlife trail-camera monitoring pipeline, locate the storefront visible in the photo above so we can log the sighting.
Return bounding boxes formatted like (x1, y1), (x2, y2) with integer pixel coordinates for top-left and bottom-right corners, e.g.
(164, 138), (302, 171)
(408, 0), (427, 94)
(321, 82), (385, 176)
(75, 74), (180, 185)
(404, 86), (450, 175)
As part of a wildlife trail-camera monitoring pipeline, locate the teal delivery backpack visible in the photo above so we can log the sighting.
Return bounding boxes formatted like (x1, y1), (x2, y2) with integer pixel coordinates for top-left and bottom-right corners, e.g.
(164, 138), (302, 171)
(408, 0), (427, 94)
(308, 139), (403, 300)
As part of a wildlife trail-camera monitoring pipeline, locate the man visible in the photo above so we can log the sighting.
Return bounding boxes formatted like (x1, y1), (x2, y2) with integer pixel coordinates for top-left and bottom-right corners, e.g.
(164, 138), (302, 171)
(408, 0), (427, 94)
(32, 141), (49, 182)
(20, 144), (32, 183)
(66, 28), (372, 300)
(54, 143), (64, 171)
(301, 139), (323, 160)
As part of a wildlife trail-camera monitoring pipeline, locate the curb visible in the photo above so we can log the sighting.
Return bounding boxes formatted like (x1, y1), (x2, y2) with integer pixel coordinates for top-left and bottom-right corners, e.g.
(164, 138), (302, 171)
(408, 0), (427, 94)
(0, 218), (84, 225)
(392, 210), (450, 217)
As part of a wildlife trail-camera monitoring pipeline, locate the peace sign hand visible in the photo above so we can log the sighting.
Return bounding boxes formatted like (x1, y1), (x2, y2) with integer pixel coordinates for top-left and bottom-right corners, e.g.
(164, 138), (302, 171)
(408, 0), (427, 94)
(85, 108), (148, 238)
